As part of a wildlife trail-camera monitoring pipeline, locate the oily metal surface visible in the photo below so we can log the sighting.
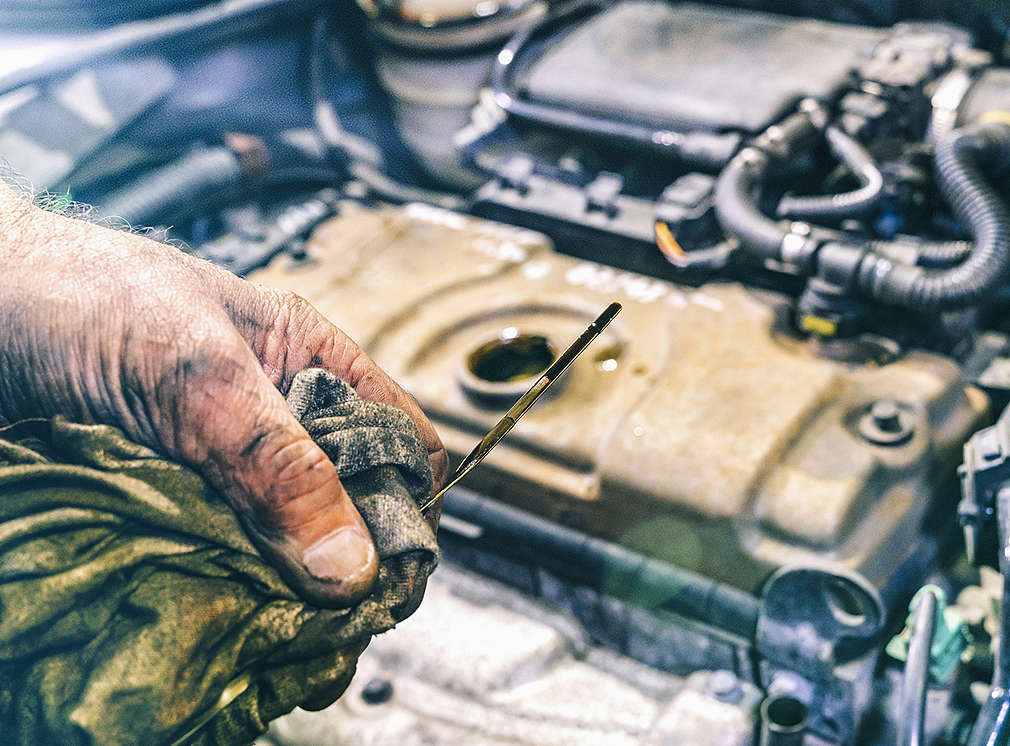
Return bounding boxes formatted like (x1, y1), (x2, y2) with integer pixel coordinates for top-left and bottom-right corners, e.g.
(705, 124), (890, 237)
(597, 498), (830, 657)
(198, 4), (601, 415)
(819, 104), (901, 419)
(263, 565), (759, 746)
(251, 203), (986, 593)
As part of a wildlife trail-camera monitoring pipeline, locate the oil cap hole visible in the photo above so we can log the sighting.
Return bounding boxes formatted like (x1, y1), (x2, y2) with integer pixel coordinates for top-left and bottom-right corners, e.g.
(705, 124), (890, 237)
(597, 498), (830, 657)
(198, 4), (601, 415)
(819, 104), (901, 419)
(467, 334), (556, 383)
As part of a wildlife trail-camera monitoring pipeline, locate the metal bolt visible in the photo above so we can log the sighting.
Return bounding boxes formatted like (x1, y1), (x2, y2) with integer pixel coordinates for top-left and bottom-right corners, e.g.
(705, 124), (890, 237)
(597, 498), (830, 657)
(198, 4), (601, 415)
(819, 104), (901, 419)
(870, 400), (902, 432)
(708, 669), (743, 703)
(361, 677), (394, 705)
(858, 399), (914, 446)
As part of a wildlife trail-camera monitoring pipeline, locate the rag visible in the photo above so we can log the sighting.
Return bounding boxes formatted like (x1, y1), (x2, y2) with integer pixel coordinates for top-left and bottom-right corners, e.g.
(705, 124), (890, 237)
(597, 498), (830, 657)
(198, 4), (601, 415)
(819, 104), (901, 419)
(0, 368), (438, 745)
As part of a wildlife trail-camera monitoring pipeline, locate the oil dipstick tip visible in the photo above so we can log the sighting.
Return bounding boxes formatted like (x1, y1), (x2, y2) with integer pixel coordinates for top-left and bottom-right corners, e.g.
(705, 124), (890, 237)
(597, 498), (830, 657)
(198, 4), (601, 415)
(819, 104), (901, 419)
(593, 302), (622, 332)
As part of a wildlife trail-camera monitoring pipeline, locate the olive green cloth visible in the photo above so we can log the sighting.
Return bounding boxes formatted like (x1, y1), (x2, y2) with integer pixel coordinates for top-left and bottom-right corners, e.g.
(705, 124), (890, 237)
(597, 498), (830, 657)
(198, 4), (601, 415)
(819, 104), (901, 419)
(0, 369), (438, 745)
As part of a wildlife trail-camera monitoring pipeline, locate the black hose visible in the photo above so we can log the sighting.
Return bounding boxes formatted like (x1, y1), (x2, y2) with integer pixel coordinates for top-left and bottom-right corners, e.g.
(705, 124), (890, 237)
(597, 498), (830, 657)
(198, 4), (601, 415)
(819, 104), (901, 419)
(898, 589), (939, 746)
(99, 147), (243, 226)
(858, 122), (1010, 311)
(868, 239), (973, 269)
(715, 119), (989, 285)
(913, 241), (973, 268)
(348, 162), (467, 211)
(309, 14), (383, 168)
(440, 487), (760, 638)
(714, 148), (790, 260)
(777, 126), (884, 220)
(713, 108), (829, 265)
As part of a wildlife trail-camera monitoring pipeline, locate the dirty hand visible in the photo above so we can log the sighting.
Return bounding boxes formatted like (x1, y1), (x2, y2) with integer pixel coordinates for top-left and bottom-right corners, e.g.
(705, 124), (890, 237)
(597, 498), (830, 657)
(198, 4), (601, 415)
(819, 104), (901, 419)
(0, 186), (448, 607)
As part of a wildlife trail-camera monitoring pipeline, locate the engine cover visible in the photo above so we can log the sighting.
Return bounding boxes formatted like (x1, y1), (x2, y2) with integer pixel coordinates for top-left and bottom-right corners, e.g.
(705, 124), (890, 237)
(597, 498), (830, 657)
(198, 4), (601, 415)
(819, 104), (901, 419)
(516, 1), (885, 133)
(251, 204), (986, 596)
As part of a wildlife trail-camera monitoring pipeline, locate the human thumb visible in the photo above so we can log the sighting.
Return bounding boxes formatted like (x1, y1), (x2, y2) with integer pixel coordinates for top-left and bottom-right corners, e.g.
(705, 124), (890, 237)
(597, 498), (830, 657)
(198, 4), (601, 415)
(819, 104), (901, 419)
(166, 331), (378, 608)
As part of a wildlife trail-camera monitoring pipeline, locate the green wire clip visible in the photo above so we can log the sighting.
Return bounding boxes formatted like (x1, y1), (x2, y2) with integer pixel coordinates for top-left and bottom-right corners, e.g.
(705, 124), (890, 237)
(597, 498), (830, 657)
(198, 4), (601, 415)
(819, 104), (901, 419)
(886, 585), (971, 684)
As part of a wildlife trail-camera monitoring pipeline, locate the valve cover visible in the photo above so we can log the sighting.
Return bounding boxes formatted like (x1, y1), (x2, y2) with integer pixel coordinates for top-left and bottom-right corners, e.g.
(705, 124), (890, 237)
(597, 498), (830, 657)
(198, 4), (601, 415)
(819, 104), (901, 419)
(251, 204), (986, 595)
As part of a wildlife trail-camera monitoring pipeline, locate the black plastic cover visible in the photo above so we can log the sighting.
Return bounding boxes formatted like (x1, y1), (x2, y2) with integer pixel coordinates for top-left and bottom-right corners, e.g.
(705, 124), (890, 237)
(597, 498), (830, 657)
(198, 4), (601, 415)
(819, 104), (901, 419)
(517, 1), (885, 134)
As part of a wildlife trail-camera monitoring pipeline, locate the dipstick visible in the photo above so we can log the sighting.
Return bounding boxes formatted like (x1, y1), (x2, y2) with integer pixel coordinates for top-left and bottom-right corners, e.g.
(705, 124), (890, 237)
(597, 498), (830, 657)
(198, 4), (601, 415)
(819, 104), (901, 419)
(420, 301), (622, 514)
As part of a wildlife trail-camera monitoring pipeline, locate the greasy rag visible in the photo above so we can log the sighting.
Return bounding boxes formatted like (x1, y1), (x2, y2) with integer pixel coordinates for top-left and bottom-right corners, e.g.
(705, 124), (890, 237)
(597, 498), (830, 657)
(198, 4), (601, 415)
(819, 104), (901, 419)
(0, 368), (438, 745)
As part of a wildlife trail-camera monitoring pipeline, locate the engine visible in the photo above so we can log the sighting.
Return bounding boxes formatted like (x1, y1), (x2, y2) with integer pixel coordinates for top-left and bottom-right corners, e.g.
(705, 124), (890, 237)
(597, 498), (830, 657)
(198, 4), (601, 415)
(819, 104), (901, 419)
(6, 1), (1010, 743)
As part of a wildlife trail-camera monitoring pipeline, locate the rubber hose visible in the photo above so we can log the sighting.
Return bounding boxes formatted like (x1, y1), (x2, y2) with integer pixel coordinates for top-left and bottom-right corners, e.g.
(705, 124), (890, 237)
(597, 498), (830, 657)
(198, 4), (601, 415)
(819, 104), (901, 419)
(441, 488), (760, 637)
(869, 239), (973, 269)
(714, 148), (791, 260)
(99, 147), (243, 227)
(777, 126), (883, 220)
(859, 122), (1010, 311)
(913, 240), (973, 268)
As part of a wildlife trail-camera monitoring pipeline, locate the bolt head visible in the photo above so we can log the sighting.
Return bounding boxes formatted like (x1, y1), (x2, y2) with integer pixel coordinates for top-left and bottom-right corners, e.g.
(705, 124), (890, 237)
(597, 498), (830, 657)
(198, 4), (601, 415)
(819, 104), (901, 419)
(858, 399), (914, 446)
(708, 669), (743, 703)
(870, 400), (901, 432)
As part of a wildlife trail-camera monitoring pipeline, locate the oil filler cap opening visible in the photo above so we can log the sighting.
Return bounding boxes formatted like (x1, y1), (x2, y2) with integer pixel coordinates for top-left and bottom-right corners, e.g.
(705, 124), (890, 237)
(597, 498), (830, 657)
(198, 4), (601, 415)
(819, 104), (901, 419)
(458, 329), (559, 406)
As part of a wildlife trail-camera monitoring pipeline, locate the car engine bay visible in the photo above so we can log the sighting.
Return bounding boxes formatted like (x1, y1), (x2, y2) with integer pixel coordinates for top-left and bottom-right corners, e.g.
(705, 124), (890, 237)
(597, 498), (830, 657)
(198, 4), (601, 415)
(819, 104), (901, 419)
(7, 1), (1010, 743)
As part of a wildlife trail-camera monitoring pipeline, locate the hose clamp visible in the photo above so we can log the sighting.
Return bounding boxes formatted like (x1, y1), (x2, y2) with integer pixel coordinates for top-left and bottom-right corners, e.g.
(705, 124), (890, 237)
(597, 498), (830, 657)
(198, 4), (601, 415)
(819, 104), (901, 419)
(781, 223), (815, 269)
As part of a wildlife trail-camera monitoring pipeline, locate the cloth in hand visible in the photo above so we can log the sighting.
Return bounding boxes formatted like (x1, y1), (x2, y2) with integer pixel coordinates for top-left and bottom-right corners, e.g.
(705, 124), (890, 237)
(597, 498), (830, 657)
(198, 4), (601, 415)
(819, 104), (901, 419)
(0, 368), (438, 745)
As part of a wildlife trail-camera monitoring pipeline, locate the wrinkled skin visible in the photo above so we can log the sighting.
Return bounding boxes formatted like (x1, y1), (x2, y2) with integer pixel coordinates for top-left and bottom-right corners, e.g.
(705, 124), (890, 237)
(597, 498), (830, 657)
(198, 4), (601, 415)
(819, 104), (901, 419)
(0, 186), (448, 607)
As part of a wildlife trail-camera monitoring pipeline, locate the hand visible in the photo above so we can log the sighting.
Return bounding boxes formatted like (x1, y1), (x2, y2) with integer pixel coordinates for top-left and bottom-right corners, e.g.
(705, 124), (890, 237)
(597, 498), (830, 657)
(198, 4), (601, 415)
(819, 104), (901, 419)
(0, 187), (448, 607)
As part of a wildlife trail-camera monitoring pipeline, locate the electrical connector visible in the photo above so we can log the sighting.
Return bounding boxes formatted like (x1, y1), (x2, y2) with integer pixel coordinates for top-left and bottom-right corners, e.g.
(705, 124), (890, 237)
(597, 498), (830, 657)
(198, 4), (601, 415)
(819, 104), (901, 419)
(886, 586), (972, 683)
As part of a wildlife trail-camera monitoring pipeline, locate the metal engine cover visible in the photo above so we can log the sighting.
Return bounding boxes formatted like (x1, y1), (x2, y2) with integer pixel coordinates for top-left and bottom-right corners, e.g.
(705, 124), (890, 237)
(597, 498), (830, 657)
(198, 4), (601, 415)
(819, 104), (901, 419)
(251, 204), (986, 596)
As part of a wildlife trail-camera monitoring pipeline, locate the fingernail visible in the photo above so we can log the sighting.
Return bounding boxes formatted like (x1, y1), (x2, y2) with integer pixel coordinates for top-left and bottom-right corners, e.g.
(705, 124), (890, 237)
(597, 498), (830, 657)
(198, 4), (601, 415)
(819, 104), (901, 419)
(303, 527), (376, 584)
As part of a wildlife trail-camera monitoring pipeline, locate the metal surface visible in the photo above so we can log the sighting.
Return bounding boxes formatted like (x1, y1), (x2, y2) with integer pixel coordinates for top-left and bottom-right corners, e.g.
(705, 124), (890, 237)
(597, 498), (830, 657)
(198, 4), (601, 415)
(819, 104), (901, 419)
(858, 399), (916, 446)
(262, 565), (762, 746)
(755, 565), (884, 742)
(421, 301), (621, 513)
(759, 694), (808, 746)
(959, 67), (1010, 127)
(252, 203), (987, 598)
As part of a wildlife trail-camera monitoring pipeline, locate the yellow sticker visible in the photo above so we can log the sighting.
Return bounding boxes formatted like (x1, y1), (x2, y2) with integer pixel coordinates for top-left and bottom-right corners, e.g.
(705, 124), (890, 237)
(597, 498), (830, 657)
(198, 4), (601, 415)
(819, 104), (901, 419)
(800, 315), (838, 337)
